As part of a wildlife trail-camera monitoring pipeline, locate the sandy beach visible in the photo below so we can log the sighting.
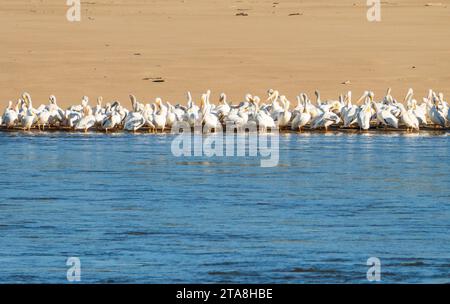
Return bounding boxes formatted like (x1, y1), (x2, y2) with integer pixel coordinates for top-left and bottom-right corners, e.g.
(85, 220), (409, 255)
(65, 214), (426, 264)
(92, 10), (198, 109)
(1, 0), (450, 107)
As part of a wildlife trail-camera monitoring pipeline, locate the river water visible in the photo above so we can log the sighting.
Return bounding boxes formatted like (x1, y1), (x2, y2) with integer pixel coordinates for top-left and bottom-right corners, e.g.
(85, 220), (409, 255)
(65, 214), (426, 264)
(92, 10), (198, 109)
(0, 131), (449, 283)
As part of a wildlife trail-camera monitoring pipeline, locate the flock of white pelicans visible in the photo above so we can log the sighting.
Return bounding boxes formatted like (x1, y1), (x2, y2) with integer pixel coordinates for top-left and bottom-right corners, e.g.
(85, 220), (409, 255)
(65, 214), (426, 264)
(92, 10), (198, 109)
(0, 88), (449, 133)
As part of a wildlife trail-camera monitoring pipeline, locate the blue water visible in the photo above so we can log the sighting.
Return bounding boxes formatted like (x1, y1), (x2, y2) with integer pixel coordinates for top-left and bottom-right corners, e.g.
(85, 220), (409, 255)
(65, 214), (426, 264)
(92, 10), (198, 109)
(0, 131), (449, 283)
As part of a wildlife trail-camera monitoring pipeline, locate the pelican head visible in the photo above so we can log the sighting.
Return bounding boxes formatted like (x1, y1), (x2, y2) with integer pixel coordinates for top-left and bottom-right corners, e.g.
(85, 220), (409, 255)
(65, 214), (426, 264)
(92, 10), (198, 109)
(245, 93), (253, 103)
(155, 98), (163, 109)
(81, 96), (89, 107)
(49, 95), (57, 104)
(129, 94), (137, 110)
(22, 92), (31, 107)
(253, 96), (261, 107)
(354, 91), (368, 105)
(220, 93), (227, 104)
(267, 90), (279, 103)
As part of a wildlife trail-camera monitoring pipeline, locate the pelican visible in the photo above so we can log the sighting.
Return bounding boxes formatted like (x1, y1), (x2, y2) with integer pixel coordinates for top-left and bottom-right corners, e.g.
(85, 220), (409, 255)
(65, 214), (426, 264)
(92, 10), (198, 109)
(153, 98), (168, 132)
(428, 93), (447, 127)
(70, 96), (89, 112)
(2, 101), (20, 128)
(21, 105), (36, 131)
(413, 100), (428, 126)
(292, 95), (305, 116)
(311, 107), (341, 131)
(75, 106), (96, 132)
(357, 92), (372, 130)
(101, 104), (122, 132)
(373, 94), (399, 129)
(398, 103), (419, 132)
(267, 90), (283, 119)
(141, 104), (156, 133)
(404, 89), (427, 126)
(276, 96), (292, 128)
(291, 99), (311, 132)
(166, 102), (177, 128)
(36, 108), (51, 130)
(224, 106), (249, 131)
(64, 109), (82, 128)
(124, 112), (145, 132)
(254, 96), (276, 132)
(185, 92), (200, 127)
(342, 91), (363, 127)
(47, 95), (64, 126)
(216, 93), (231, 118)
(94, 97), (107, 126)
(201, 93), (220, 132)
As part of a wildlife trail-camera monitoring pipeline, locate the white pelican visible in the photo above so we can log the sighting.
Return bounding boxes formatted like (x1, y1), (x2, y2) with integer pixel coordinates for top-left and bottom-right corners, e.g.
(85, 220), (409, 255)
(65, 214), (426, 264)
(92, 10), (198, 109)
(201, 93), (220, 132)
(101, 105), (122, 132)
(47, 95), (64, 126)
(292, 95), (305, 116)
(428, 93), (447, 127)
(276, 96), (292, 128)
(75, 106), (96, 132)
(216, 93), (231, 119)
(64, 109), (82, 128)
(311, 108), (341, 131)
(357, 92), (372, 130)
(373, 94), (399, 129)
(342, 91), (363, 127)
(398, 103), (419, 131)
(173, 104), (186, 121)
(185, 92), (200, 127)
(166, 102), (177, 128)
(267, 90), (283, 119)
(153, 98), (168, 132)
(291, 99), (311, 132)
(94, 97), (107, 126)
(21, 105), (36, 131)
(142, 104), (156, 133)
(413, 100), (428, 126)
(36, 108), (51, 130)
(254, 96), (276, 132)
(124, 112), (146, 132)
(224, 106), (249, 130)
(70, 96), (89, 112)
(2, 101), (19, 128)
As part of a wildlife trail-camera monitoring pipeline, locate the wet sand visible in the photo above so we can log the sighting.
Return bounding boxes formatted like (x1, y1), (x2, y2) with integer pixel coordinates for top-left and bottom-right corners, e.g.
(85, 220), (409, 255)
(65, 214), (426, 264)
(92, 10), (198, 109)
(1, 0), (450, 107)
